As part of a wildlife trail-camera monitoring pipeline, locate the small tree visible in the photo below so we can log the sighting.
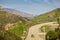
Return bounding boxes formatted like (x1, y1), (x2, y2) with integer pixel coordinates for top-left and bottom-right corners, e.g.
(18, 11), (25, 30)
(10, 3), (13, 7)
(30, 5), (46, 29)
(46, 30), (57, 40)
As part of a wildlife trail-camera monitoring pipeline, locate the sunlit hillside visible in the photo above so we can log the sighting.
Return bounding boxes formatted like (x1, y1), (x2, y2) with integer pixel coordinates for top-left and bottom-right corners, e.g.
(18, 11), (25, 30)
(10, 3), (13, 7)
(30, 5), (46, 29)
(32, 8), (60, 24)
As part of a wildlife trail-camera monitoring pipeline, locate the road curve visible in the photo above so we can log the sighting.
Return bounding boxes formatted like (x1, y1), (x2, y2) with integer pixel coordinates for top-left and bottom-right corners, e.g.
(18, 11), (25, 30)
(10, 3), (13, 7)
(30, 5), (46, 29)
(25, 22), (58, 40)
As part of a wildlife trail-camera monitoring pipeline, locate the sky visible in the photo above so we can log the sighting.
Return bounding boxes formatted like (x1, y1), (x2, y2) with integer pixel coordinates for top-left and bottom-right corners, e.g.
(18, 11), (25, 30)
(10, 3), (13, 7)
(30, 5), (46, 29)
(0, 0), (60, 15)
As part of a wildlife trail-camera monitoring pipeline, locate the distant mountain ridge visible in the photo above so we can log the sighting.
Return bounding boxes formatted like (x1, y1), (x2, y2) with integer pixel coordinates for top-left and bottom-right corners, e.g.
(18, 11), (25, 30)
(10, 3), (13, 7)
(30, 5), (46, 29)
(2, 8), (34, 19)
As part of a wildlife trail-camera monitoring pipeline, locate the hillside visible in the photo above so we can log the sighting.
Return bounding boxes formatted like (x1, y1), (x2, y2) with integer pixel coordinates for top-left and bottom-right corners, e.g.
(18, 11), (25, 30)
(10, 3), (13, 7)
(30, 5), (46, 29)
(0, 31), (22, 40)
(32, 8), (60, 24)
(0, 10), (29, 40)
(2, 8), (34, 19)
(0, 10), (29, 26)
(0, 9), (35, 40)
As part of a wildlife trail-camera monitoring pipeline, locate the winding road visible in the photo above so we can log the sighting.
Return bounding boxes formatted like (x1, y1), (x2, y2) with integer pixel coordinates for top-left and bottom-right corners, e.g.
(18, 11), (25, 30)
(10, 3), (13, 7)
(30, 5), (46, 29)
(25, 22), (58, 40)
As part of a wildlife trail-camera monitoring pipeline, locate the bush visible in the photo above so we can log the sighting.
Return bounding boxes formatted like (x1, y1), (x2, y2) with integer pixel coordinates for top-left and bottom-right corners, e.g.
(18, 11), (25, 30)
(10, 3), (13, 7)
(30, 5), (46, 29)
(0, 31), (22, 40)
(9, 22), (24, 37)
(40, 25), (51, 32)
(55, 28), (60, 40)
(46, 30), (57, 40)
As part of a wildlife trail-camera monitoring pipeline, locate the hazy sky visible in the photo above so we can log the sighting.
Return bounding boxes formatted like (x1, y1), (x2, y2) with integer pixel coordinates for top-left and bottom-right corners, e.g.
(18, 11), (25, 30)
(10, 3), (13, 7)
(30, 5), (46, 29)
(0, 0), (60, 15)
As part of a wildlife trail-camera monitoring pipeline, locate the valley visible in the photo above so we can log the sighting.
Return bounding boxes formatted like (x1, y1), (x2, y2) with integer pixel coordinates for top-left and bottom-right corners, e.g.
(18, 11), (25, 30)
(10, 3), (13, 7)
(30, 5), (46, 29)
(0, 7), (60, 40)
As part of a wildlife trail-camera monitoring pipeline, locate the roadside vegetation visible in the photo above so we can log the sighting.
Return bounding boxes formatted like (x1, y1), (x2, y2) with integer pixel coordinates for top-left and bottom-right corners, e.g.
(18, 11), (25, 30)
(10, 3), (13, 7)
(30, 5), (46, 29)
(45, 9), (60, 40)
(40, 25), (51, 32)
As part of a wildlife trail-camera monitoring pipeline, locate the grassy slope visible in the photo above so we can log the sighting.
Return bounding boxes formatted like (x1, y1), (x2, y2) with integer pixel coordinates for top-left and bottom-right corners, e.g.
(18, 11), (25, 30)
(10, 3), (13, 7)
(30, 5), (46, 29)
(0, 10), (35, 40)
(0, 10), (30, 40)
(0, 10), (29, 27)
(32, 8), (60, 24)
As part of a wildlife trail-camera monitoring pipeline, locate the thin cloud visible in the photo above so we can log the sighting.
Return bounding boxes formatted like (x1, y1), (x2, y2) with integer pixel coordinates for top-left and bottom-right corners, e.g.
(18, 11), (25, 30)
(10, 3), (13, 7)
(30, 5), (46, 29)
(44, 0), (49, 2)
(24, 0), (28, 2)
(44, 0), (51, 4)
(54, 0), (60, 4)
(52, 0), (60, 7)
(0, 4), (7, 8)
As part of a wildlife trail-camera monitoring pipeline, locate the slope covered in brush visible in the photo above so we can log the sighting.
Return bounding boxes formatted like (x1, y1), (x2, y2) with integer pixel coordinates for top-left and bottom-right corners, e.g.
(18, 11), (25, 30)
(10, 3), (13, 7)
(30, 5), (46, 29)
(32, 8), (60, 24)
(0, 9), (29, 40)
(0, 10), (29, 27)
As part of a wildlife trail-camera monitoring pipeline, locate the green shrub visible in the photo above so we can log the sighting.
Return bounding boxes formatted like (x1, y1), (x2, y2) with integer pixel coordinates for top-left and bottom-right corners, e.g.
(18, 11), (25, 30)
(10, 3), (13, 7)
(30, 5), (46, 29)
(9, 22), (24, 37)
(55, 28), (60, 40)
(46, 30), (57, 40)
(40, 25), (51, 32)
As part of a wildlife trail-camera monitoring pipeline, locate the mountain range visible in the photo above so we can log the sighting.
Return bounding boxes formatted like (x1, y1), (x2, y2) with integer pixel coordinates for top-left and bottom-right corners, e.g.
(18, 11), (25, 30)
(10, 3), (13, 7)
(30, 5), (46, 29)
(2, 8), (34, 19)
